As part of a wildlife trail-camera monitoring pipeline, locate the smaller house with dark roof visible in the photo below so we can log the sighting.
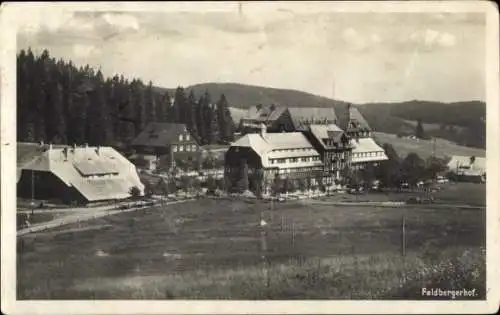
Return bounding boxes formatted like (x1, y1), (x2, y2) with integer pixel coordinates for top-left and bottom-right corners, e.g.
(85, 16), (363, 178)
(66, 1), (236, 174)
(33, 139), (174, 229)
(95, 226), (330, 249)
(131, 122), (201, 171)
(447, 155), (486, 182)
(239, 104), (295, 134)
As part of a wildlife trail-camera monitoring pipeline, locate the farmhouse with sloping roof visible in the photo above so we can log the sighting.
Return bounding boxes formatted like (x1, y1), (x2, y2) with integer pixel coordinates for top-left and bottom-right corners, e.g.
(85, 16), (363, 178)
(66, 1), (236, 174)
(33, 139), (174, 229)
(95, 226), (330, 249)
(17, 142), (144, 205)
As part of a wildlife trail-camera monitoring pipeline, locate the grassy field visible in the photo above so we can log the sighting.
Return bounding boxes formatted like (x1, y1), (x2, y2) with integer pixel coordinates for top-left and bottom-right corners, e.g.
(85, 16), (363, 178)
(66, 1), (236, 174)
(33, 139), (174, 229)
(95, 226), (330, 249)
(373, 132), (485, 160)
(18, 184), (486, 300)
(326, 183), (486, 207)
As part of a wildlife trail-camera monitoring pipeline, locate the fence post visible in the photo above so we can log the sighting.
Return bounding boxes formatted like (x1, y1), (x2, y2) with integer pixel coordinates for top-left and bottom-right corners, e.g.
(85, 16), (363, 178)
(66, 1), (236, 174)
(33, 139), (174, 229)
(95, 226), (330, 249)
(402, 208), (407, 285)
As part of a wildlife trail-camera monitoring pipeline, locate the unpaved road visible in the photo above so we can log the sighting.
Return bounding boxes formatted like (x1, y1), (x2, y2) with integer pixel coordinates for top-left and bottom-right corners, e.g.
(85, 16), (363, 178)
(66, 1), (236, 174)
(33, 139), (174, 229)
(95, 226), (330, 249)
(17, 199), (194, 237)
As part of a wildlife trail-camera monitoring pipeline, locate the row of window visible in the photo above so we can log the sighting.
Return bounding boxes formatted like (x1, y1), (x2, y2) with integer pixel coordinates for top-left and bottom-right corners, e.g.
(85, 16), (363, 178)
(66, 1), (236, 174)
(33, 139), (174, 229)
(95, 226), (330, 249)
(178, 134), (191, 142)
(269, 156), (321, 164)
(272, 148), (312, 154)
(172, 144), (197, 152)
(352, 151), (384, 158)
(272, 167), (322, 174)
(327, 152), (348, 159)
(84, 173), (117, 180)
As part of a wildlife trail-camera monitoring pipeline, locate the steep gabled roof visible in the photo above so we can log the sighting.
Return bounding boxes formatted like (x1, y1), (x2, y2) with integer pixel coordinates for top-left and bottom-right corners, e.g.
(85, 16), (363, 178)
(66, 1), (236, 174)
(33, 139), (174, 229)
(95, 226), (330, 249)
(231, 133), (272, 158)
(335, 104), (371, 132)
(309, 124), (346, 149)
(348, 106), (371, 131)
(264, 132), (313, 149)
(132, 122), (193, 147)
(228, 107), (247, 125)
(243, 104), (288, 123)
(230, 132), (322, 169)
(17, 142), (144, 201)
(350, 138), (388, 163)
(288, 107), (338, 130)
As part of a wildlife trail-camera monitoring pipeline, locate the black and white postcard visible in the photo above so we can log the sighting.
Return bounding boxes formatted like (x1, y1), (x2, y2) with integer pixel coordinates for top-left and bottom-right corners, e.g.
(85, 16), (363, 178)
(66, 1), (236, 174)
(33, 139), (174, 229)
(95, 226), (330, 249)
(1, 1), (499, 314)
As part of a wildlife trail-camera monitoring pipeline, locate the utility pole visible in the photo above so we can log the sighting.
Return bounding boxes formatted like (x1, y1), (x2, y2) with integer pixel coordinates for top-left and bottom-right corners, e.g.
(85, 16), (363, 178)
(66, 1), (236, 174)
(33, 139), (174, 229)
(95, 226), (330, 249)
(260, 212), (269, 294)
(432, 138), (436, 159)
(402, 207), (407, 284)
(31, 168), (35, 216)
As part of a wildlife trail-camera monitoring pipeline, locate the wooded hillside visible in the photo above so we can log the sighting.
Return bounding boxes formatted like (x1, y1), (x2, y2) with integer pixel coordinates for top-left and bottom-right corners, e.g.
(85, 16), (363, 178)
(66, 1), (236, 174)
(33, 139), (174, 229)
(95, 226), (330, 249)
(17, 49), (235, 147)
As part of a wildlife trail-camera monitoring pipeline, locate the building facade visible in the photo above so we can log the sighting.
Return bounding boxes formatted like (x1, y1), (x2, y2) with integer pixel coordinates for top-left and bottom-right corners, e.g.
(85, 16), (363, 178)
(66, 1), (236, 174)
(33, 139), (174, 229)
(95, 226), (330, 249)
(17, 142), (144, 205)
(225, 125), (324, 195)
(447, 155), (486, 182)
(304, 124), (353, 185)
(131, 122), (201, 171)
(336, 105), (387, 170)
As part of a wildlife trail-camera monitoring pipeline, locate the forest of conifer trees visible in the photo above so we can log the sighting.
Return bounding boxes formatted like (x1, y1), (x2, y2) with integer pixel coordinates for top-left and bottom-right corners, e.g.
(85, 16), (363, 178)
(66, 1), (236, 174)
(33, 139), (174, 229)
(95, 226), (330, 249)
(17, 49), (236, 147)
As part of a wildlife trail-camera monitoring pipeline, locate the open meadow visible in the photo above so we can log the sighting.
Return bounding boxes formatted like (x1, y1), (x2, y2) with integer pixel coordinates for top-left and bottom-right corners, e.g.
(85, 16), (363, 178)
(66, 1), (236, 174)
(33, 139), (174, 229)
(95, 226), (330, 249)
(373, 132), (485, 160)
(18, 183), (486, 300)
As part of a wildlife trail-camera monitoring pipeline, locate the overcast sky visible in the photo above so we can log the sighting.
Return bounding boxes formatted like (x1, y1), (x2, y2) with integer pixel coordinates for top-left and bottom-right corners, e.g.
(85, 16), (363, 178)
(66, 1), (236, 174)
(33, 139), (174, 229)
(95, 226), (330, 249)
(16, 3), (486, 104)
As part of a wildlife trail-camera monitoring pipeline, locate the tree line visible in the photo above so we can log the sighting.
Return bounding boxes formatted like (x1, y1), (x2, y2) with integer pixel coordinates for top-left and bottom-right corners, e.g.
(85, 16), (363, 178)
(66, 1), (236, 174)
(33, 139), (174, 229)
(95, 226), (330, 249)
(225, 142), (451, 197)
(17, 48), (235, 147)
(346, 143), (451, 190)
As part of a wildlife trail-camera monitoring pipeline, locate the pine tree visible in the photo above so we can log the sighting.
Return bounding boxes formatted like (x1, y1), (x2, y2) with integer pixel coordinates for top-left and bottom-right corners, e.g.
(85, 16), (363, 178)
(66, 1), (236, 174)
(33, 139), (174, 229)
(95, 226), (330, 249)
(216, 93), (235, 143)
(32, 50), (52, 142)
(196, 95), (205, 143)
(144, 81), (156, 124)
(200, 90), (217, 144)
(17, 49), (37, 142)
(156, 91), (170, 123)
(87, 70), (111, 145)
(207, 103), (219, 144)
(415, 119), (425, 139)
(186, 90), (199, 141)
(173, 86), (186, 124)
(132, 79), (146, 135)
(44, 71), (66, 144)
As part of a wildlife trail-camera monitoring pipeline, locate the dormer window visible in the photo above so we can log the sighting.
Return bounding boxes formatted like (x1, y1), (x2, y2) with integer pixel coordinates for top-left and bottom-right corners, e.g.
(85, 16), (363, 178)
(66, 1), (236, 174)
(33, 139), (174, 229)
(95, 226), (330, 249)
(186, 134), (190, 141)
(179, 134), (184, 141)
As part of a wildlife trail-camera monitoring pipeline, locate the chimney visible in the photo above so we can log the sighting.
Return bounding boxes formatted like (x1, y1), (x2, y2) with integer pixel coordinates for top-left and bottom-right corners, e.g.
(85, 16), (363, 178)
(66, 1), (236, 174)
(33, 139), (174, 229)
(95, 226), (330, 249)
(96, 146), (100, 156)
(84, 143), (89, 149)
(470, 156), (476, 165)
(260, 123), (267, 138)
(49, 143), (53, 150)
(72, 144), (76, 152)
(347, 103), (352, 124)
(40, 140), (44, 147)
(63, 147), (68, 159)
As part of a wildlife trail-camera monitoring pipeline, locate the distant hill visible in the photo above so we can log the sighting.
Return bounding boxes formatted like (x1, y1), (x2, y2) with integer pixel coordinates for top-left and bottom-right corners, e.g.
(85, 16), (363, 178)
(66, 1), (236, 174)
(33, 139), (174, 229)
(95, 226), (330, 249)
(153, 82), (350, 109)
(357, 100), (486, 149)
(357, 100), (485, 129)
(154, 82), (486, 149)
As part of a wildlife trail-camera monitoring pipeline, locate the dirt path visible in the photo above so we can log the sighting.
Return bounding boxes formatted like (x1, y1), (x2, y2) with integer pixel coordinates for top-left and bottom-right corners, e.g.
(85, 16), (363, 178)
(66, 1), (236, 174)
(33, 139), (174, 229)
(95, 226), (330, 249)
(17, 199), (195, 237)
(302, 199), (485, 210)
